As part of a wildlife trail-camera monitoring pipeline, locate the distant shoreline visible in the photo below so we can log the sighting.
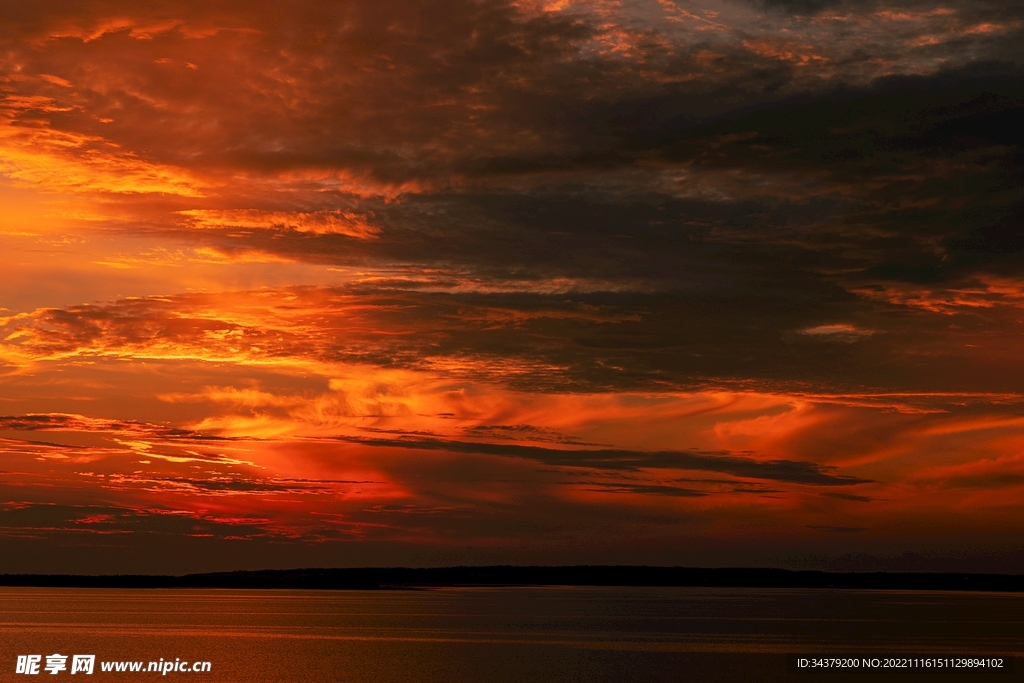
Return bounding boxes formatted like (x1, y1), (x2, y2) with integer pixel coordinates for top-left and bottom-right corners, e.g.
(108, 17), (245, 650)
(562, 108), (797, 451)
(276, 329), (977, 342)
(2, 566), (1023, 591)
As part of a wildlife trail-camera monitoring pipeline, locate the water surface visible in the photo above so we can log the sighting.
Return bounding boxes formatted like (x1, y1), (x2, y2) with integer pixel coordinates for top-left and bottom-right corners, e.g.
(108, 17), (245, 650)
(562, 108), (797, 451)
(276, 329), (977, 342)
(1, 587), (1021, 682)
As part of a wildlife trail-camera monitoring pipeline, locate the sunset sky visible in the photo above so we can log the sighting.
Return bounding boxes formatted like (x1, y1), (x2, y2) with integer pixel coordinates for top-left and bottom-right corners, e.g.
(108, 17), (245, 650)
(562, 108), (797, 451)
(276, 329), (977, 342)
(1, 0), (1023, 575)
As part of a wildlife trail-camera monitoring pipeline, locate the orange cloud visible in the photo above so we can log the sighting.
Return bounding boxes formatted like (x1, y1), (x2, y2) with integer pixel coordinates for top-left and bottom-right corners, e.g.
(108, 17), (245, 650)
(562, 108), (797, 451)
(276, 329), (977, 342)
(179, 209), (381, 238)
(0, 92), (205, 197)
(852, 276), (1024, 313)
(798, 323), (876, 341)
(742, 39), (829, 66)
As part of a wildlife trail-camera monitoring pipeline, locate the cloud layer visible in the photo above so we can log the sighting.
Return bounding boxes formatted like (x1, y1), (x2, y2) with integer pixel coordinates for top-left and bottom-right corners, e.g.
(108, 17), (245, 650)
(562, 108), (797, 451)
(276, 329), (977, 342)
(0, 0), (1022, 572)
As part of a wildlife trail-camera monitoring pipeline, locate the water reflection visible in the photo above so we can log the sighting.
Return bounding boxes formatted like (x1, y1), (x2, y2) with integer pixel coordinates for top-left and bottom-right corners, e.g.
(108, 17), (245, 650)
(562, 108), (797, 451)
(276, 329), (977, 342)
(0, 587), (1020, 682)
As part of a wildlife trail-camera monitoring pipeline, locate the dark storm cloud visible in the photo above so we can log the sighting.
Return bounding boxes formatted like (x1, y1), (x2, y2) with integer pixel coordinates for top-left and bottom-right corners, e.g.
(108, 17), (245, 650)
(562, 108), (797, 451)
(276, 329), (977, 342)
(2, 0), (599, 186)
(5, 0), (1022, 343)
(3, 1), (1024, 396)
(644, 66), (1024, 275)
(757, 0), (1024, 26)
(5, 0), (1019, 198)
(69, 55), (1015, 392)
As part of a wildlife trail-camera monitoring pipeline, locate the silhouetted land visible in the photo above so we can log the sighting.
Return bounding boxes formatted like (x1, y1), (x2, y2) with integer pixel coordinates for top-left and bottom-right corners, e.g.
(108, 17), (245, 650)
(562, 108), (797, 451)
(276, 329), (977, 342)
(2, 566), (1024, 591)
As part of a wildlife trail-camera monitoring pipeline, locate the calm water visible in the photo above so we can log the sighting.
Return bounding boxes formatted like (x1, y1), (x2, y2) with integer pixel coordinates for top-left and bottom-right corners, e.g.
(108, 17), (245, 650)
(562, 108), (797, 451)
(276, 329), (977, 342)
(0, 586), (1021, 682)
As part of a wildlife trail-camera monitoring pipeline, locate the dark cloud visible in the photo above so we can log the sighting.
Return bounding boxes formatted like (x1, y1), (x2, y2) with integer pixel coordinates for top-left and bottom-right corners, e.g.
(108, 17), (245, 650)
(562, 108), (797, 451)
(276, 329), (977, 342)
(463, 424), (598, 445)
(329, 434), (871, 485)
(822, 492), (872, 502)
(6, 281), (1024, 397)
(579, 482), (709, 497)
(5, 0), (1020, 200)
(753, 0), (865, 13)
(0, 502), (272, 539)
(571, 480), (784, 497)
(1, 0), (597, 185)
(103, 474), (373, 494)
(5, 3), (1022, 395)
(0, 413), (232, 442)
